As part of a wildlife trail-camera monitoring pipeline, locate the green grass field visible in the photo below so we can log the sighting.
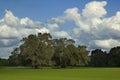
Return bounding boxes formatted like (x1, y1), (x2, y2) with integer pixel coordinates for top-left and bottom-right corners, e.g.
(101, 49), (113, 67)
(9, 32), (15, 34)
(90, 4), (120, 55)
(0, 67), (120, 80)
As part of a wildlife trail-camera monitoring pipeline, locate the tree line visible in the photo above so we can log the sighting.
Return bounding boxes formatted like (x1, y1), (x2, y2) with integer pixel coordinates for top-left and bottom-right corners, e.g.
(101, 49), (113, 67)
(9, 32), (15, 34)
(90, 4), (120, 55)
(0, 33), (120, 68)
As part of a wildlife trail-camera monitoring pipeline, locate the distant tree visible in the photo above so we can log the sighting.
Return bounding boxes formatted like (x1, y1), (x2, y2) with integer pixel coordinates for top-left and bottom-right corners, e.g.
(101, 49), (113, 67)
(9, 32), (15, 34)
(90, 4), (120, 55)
(77, 45), (90, 66)
(0, 58), (9, 66)
(9, 48), (20, 66)
(108, 46), (120, 67)
(90, 49), (108, 67)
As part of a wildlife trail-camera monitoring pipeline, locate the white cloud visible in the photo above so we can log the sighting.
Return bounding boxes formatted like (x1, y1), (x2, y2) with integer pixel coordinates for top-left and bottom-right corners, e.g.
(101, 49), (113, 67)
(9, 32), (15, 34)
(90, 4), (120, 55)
(54, 31), (72, 39)
(3, 10), (20, 27)
(47, 23), (59, 31)
(64, 7), (90, 32)
(50, 1), (120, 50)
(82, 1), (107, 18)
(51, 17), (65, 24)
(20, 17), (41, 28)
(0, 10), (70, 58)
(0, 10), (48, 55)
(1, 1), (120, 58)
(0, 24), (18, 38)
(73, 28), (81, 35)
(36, 28), (49, 33)
(94, 39), (120, 49)
(103, 11), (120, 31)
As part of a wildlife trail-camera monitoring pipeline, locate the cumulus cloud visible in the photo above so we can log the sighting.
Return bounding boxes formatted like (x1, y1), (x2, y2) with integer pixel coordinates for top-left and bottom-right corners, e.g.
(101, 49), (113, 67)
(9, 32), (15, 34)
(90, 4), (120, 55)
(82, 1), (107, 18)
(94, 39), (120, 49)
(51, 17), (65, 24)
(47, 23), (59, 31)
(0, 10), (71, 58)
(0, 10), (50, 46)
(65, 7), (90, 32)
(0, 1), (120, 58)
(50, 1), (120, 50)
(0, 10), (50, 58)
(53, 31), (72, 39)
(0, 24), (18, 38)
(3, 10), (20, 27)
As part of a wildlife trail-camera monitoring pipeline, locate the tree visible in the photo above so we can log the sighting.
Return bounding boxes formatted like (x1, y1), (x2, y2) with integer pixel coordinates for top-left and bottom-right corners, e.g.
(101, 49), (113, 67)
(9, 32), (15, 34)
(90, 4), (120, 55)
(64, 44), (78, 66)
(90, 49), (108, 67)
(37, 33), (54, 66)
(9, 48), (20, 66)
(52, 38), (77, 67)
(77, 45), (90, 66)
(19, 33), (53, 68)
(108, 46), (120, 67)
(52, 38), (66, 67)
(9, 32), (91, 68)
(0, 58), (9, 66)
(52, 38), (90, 67)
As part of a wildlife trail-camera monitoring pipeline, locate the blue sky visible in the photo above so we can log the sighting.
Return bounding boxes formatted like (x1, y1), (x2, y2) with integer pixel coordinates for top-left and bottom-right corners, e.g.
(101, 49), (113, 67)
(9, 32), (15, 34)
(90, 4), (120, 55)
(0, 0), (120, 58)
(0, 0), (120, 21)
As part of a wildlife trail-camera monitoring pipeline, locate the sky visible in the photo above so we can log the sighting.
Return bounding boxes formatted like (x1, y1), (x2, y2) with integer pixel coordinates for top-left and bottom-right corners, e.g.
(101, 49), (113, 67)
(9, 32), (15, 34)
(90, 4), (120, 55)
(0, 0), (120, 58)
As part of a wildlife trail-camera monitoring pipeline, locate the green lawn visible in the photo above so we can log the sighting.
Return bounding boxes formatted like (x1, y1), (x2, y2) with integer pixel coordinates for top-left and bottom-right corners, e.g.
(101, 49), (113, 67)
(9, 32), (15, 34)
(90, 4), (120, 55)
(0, 67), (120, 80)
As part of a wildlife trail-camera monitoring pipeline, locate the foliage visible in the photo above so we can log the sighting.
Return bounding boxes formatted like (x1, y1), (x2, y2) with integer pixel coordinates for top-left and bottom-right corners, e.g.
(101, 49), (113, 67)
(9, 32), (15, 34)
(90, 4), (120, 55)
(108, 46), (120, 67)
(8, 33), (89, 68)
(0, 58), (9, 66)
(1, 33), (120, 68)
(90, 49), (108, 67)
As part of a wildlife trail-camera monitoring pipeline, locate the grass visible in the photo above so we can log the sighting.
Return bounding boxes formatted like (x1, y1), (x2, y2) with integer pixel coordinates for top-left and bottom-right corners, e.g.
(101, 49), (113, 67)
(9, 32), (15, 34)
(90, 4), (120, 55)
(0, 67), (120, 80)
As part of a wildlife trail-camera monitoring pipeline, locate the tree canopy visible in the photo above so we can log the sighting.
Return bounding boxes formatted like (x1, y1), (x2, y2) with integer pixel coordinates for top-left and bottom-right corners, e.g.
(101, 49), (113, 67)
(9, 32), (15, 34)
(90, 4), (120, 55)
(0, 33), (120, 68)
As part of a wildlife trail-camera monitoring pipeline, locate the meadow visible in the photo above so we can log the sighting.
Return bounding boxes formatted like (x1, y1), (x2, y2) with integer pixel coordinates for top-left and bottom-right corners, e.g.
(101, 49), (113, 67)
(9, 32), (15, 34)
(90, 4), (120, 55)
(0, 67), (120, 80)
